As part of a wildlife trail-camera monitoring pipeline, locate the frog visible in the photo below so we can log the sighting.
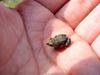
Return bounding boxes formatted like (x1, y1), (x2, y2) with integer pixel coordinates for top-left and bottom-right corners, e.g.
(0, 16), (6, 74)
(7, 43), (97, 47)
(47, 34), (71, 49)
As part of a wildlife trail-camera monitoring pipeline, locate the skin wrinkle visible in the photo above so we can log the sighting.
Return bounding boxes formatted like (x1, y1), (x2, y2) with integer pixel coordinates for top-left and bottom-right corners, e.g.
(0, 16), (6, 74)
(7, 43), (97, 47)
(0, 31), (39, 75)
(90, 45), (100, 61)
(42, 17), (55, 63)
(12, 31), (39, 75)
(56, 0), (100, 29)
(34, 0), (53, 13)
(54, 1), (69, 14)
(14, 56), (32, 75)
(0, 30), (24, 72)
(18, 12), (63, 75)
(37, 27), (62, 74)
(0, 4), (24, 70)
(0, 4), (39, 74)
(37, 19), (52, 57)
(42, 20), (58, 67)
(0, 25), (24, 69)
(18, 2), (52, 75)
(43, 24), (59, 66)
(17, 1), (56, 74)
(75, 4), (100, 44)
(91, 36), (100, 60)
(55, 1), (71, 27)
(18, 12), (40, 75)
(23, 23), (40, 75)
(35, 0), (69, 13)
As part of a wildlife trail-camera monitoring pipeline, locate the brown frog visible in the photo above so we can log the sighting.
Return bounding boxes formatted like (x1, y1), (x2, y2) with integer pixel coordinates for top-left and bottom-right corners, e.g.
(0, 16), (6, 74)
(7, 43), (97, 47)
(47, 34), (71, 49)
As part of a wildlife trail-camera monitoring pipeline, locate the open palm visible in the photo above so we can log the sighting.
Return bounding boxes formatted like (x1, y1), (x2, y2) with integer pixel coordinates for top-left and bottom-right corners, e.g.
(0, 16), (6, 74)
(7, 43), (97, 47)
(0, 0), (100, 75)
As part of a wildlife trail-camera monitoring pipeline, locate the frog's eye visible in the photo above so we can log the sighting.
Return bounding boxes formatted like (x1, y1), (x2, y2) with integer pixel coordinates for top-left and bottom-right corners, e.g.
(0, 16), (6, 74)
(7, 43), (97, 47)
(0, 0), (24, 8)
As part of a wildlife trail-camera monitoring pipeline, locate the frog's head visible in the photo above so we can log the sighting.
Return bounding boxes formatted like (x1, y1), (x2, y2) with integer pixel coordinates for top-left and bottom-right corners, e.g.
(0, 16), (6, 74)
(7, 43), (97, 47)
(46, 38), (55, 46)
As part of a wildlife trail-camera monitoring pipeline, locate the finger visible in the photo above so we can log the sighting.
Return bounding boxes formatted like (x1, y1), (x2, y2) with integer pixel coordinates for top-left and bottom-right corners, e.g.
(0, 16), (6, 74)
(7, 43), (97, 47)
(56, 0), (100, 29)
(0, 3), (24, 67)
(35, 0), (69, 13)
(57, 41), (100, 74)
(91, 35), (100, 58)
(75, 4), (100, 44)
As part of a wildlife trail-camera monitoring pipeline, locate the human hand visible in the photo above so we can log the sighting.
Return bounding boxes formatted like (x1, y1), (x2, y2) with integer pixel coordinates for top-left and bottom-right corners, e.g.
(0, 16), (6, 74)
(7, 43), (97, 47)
(0, 0), (100, 75)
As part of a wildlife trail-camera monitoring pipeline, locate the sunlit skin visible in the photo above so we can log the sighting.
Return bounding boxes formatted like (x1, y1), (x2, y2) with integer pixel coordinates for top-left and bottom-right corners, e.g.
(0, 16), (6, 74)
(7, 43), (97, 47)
(0, 0), (100, 75)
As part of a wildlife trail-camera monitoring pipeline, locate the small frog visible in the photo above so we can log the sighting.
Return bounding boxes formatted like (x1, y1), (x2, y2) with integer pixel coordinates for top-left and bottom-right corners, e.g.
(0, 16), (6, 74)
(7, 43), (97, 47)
(0, 0), (24, 8)
(47, 34), (71, 49)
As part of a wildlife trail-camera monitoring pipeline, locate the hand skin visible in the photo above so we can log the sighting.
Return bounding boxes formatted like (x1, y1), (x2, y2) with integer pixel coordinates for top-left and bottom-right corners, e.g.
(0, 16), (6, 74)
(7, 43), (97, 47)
(0, 0), (100, 75)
